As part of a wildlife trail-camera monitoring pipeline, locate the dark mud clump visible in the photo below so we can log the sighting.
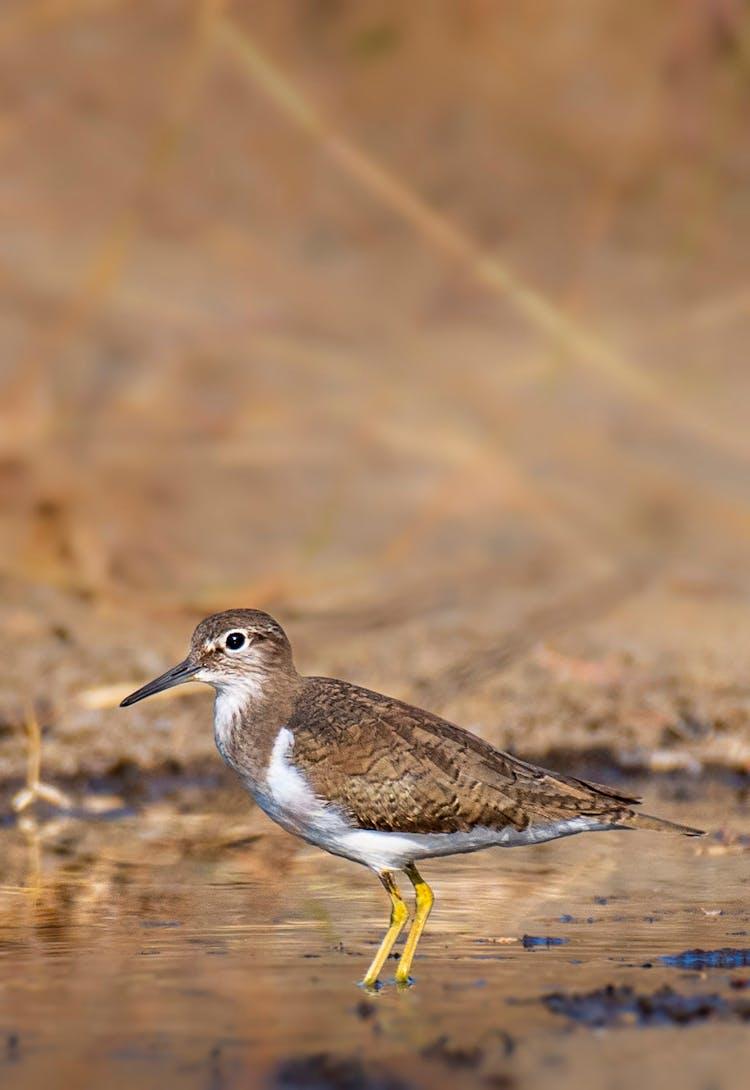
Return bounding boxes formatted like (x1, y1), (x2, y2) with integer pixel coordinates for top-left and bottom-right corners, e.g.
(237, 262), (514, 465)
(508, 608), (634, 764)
(543, 984), (750, 1027)
(659, 948), (750, 970)
(419, 1030), (515, 1079)
(420, 1034), (485, 1069)
(272, 1053), (412, 1090)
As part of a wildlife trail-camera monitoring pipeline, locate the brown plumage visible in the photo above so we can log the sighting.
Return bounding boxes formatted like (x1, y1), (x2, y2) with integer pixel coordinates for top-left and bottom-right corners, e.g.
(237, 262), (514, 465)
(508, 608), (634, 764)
(121, 608), (703, 988)
(284, 676), (698, 837)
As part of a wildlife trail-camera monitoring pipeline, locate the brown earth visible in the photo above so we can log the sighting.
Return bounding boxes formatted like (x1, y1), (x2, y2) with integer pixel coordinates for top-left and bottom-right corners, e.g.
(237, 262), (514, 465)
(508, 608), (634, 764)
(1, 2), (750, 787)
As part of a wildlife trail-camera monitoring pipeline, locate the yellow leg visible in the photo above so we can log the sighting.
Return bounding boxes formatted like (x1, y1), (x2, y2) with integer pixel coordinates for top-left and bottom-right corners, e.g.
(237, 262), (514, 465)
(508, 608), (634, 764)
(395, 863), (434, 984)
(361, 871), (409, 988)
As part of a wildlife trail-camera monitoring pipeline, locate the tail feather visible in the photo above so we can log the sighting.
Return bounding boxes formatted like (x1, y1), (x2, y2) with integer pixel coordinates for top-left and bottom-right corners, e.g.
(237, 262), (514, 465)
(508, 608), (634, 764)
(626, 810), (705, 837)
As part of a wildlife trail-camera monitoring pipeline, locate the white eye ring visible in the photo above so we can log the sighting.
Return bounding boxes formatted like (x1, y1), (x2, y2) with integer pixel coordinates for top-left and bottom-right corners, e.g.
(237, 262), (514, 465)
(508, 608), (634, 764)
(224, 631), (247, 652)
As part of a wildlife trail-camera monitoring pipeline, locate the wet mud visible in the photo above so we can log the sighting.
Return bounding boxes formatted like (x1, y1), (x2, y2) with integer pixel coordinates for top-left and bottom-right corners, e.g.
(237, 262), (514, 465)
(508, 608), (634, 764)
(543, 982), (750, 1028)
(659, 948), (750, 970)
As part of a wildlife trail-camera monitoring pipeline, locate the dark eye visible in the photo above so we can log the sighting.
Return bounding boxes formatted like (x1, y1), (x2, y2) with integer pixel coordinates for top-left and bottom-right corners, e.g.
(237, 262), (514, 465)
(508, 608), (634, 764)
(225, 631), (246, 652)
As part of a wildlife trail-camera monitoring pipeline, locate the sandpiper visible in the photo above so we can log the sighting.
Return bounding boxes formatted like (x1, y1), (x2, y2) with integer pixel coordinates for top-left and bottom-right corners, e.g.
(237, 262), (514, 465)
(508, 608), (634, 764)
(121, 609), (703, 987)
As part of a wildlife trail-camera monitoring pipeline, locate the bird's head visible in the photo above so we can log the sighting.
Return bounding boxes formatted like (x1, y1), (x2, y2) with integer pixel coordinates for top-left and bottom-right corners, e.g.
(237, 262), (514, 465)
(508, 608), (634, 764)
(120, 609), (296, 707)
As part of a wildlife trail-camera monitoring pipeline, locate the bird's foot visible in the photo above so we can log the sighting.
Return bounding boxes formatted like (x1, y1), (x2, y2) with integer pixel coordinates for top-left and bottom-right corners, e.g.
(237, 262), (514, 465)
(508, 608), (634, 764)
(394, 974), (414, 990)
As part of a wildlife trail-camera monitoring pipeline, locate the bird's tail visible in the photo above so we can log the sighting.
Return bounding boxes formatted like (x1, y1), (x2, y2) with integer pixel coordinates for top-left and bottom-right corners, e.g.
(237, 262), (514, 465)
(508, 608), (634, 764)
(627, 810), (705, 837)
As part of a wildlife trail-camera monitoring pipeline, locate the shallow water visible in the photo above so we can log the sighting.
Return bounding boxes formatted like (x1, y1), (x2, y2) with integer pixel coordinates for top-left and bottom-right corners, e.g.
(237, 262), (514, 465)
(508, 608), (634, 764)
(0, 778), (748, 1090)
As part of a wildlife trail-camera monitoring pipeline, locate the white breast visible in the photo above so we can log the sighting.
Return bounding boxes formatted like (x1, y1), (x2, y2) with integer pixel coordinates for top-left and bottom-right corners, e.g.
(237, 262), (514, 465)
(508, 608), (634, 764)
(258, 727), (348, 843)
(266, 728), (314, 819)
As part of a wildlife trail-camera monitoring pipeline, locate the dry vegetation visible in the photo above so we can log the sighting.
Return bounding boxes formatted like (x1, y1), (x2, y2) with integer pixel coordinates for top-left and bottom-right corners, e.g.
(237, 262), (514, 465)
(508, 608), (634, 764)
(1, 1), (750, 789)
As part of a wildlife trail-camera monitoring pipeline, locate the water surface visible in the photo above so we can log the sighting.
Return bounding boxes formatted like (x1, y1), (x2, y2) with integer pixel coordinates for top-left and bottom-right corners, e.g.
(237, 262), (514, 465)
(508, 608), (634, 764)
(0, 778), (748, 1090)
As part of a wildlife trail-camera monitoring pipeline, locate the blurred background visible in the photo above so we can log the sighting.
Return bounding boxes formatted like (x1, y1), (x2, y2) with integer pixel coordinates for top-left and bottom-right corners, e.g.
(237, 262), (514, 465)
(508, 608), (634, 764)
(3, 7), (750, 1089)
(2, 0), (750, 782)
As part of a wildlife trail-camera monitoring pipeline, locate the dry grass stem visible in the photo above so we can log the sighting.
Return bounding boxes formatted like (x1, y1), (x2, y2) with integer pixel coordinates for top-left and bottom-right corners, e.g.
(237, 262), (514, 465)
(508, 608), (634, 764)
(215, 16), (750, 464)
(12, 704), (71, 813)
(78, 682), (202, 710)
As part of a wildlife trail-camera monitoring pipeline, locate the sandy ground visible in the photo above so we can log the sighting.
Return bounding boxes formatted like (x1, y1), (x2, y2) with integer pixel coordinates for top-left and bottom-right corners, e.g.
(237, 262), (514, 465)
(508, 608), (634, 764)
(2, 565), (750, 787)
(2, 7), (750, 781)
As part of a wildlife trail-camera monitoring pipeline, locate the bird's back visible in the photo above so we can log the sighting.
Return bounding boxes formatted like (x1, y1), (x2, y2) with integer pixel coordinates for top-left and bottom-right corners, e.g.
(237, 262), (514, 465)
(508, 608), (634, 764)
(285, 676), (700, 839)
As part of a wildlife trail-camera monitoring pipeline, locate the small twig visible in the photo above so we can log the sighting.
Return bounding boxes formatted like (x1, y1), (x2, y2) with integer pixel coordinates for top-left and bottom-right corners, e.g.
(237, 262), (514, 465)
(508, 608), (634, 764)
(12, 704), (71, 813)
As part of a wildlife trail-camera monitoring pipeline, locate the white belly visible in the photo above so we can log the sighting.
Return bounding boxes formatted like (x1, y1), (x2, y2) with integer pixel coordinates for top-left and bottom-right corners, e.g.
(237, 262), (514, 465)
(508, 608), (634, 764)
(330, 817), (613, 871)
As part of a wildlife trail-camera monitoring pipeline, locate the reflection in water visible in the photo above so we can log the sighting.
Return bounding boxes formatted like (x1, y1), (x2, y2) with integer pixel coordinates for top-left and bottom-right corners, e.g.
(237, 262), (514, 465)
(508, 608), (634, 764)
(0, 780), (747, 1090)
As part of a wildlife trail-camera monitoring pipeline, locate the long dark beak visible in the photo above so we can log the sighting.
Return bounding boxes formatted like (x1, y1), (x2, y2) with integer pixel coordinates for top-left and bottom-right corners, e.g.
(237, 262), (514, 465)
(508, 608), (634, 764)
(120, 658), (199, 707)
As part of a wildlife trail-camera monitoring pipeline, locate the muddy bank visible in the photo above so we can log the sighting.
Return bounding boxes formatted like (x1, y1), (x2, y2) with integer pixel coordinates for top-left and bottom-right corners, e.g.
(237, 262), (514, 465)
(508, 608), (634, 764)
(2, 571), (750, 787)
(543, 982), (750, 1027)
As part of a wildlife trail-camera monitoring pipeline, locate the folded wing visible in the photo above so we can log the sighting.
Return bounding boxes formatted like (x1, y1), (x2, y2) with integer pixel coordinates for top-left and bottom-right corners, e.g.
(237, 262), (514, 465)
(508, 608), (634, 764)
(288, 677), (654, 835)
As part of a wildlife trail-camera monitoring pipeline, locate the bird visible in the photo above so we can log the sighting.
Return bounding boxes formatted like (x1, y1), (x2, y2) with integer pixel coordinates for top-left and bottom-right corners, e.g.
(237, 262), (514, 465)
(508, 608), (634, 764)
(120, 608), (703, 988)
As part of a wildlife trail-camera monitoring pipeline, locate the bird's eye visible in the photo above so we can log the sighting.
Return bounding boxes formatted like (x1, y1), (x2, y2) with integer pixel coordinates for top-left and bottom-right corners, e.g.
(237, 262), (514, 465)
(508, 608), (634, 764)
(225, 631), (246, 652)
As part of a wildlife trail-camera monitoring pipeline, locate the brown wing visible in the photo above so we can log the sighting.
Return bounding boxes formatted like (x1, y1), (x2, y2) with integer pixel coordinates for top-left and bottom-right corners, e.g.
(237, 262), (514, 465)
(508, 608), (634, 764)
(287, 677), (640, 834)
